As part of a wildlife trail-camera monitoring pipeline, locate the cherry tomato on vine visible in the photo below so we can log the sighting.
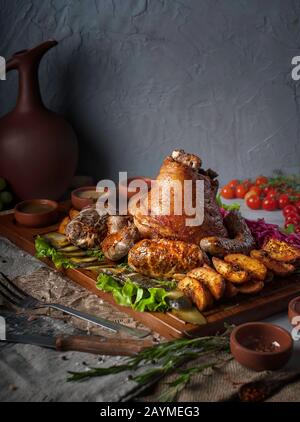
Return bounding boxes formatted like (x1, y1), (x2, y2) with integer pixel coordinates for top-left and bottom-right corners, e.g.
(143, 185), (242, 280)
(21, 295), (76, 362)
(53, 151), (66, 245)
(249, 186), (262, 196)
(256, 176), (268, 186)
(294, 200), (300, 213)
(278, 194), (290, 210)
(283, 204), (298, 217)
(285, 212), (300, 223)
(236, 184), (248, 199)
(246, 194), (261, 210)
(262, 197), (278, 211)
(266, 189), (278, 200)
(228, 179), (240, 189)
(221, 185), (235, 199)
(262, 186), (273, 196)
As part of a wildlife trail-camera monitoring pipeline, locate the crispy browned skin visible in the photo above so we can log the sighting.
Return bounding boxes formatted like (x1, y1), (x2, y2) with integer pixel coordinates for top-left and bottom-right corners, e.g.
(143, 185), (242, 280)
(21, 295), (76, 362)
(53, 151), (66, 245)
(66, 206), (108, 248)
(250, 249), (295, 277)
(69, 208), (80, 220)
(224, 253), (267, 281)
(131, 149), (227, 244)
(187, 266), (225, 300)
(178, 276), (214, 311)
(200, 211), (255, 257)
(236, 280), (264, 294)
(128, 238), (205, 278)
(263, 239), (300, 263)
(102, 224), (140, 261)
(107, 215), (131, 234)
(212, 257), (250, 284)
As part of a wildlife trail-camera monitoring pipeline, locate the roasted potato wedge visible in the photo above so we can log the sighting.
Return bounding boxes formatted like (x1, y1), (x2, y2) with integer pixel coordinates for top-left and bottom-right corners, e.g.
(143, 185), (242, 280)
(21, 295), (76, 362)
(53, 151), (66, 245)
(224, 254), (267, 281)
(187, 265), (225, 300)
(236, 280), (264, 294)
(178, 276), (214, 311)
(263, 239), (300, 263)
(224, 281), (238, 298)
(212, 257), (250, 284)
(69, 208), (80, 220)
(58, 216), (71, 235)
(250, 249), (295, 277)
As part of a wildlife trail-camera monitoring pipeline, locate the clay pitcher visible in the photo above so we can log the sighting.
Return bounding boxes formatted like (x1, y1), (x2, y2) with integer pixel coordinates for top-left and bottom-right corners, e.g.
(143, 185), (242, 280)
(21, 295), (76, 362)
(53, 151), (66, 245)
(0, 40), (78, 200)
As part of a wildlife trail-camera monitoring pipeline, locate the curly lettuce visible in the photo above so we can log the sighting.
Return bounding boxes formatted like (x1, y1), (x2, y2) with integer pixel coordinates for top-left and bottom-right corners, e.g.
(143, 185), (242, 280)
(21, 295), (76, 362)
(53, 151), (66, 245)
(35, 236), (75, 269)
(96, 273), (170, 312)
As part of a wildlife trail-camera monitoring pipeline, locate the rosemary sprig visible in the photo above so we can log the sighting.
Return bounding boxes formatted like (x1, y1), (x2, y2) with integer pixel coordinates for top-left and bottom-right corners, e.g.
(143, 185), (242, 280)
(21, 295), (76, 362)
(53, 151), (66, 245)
(68, 325), (233, 401)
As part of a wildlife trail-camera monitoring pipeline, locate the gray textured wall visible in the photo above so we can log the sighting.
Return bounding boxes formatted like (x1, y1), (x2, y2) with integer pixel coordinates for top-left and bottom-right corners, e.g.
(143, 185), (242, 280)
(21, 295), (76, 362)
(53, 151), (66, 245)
(0, 0), (299, 184)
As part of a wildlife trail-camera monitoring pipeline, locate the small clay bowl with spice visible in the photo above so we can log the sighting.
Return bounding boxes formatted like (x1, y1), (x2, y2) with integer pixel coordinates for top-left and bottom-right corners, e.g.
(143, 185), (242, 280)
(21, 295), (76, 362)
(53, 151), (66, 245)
(230, 322), (293, 372)
(15, 199), (59, 228)
(288, 296), (300, 325)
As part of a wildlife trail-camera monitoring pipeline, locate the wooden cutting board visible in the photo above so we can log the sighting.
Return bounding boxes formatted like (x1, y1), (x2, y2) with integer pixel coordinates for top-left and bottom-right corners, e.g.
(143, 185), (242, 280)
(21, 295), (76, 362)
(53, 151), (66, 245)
(1, 202), (300, 339)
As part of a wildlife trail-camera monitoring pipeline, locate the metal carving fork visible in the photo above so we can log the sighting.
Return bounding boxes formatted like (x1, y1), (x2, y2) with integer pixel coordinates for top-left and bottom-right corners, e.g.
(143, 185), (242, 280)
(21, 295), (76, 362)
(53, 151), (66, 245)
(0, 272), (149, 338)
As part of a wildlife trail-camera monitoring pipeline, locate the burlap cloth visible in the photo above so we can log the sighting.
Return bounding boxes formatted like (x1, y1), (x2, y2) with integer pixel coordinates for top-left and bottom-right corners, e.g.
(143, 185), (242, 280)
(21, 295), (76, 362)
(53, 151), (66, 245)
(1, 236), (300, 402)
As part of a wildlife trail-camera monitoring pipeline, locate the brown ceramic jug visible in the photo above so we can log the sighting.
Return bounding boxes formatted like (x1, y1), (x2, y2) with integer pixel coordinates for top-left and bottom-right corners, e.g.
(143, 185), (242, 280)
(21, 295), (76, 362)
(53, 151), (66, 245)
(0, 40), (78, 200)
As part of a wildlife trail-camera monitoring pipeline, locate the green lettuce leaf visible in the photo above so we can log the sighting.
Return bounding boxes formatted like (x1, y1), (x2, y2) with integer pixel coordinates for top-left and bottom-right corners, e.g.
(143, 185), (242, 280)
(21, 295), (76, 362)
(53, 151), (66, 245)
(35, 236), (75, 269)
(96, 273), (170, 312)
(216, 193), (240, 211)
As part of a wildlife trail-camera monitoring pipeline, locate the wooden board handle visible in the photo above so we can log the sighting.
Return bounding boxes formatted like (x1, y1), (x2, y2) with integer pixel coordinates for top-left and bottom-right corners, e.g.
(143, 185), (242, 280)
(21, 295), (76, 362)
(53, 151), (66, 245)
(55, 335), (153, 356)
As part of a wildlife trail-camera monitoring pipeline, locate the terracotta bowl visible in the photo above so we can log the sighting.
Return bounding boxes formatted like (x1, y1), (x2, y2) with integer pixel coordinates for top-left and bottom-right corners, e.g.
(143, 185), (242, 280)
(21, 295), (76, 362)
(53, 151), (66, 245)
(71, 186), (99, 210)
(230, 322), (293, 372)
(288, 296), (300, 325)
(118, 177), (152, 201)
(15, 199), (58, 228)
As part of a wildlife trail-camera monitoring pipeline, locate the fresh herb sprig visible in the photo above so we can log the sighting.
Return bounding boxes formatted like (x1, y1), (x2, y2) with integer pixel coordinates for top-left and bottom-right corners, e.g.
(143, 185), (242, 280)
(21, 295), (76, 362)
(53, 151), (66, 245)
(68, 325), (233, 401)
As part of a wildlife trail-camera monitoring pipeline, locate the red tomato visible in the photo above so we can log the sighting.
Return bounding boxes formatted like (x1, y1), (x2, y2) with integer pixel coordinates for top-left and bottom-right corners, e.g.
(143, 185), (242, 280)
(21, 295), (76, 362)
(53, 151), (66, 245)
(242, 179), (253, 190)
(262, 186), (270, 196)
(295, 200), (300, 213)
(228, 179), (240, 189)
(244, 191), (256, 202)
(221, 185), (235, 199)
(285, 213), (300, 223)
(249, 186), (262, 196)
(236, 184), (248, 199)
(262, 197), (278, 211)
(246, 194), (261, 210)
(283, 204), (298, 217)
(266, 189), (278, 200)
(284, 222), (296, 229)
(255, 176), (268, 186)
(278, 194), (290, 210)
(285, 218), (298, 227)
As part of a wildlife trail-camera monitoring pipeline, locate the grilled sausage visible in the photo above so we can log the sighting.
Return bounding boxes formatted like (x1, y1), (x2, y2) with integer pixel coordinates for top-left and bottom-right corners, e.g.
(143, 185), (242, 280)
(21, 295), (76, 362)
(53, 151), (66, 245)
(128, 238), (205, 278)
(200, 211), (255, 257)
(102, 223), (140, 261)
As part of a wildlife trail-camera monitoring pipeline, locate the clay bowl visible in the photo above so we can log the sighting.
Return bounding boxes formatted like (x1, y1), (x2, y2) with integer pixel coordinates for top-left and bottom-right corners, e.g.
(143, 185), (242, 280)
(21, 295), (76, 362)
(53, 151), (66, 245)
(15, 199), (58, 228)
(118, 177), (152, 201)
(71, 186), (100, 210)
(230, 322), (293, 372)
(288, 296), (300, 325)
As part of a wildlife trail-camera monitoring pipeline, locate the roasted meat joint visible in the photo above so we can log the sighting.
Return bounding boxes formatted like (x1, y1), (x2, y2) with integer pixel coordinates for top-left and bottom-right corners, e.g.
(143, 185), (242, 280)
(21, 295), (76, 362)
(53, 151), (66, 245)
(58, 148), (300, 314)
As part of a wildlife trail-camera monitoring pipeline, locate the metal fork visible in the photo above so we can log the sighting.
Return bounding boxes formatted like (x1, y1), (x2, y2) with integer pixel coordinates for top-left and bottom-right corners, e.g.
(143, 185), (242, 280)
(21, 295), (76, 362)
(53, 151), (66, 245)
(0, 272), (149, 338)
